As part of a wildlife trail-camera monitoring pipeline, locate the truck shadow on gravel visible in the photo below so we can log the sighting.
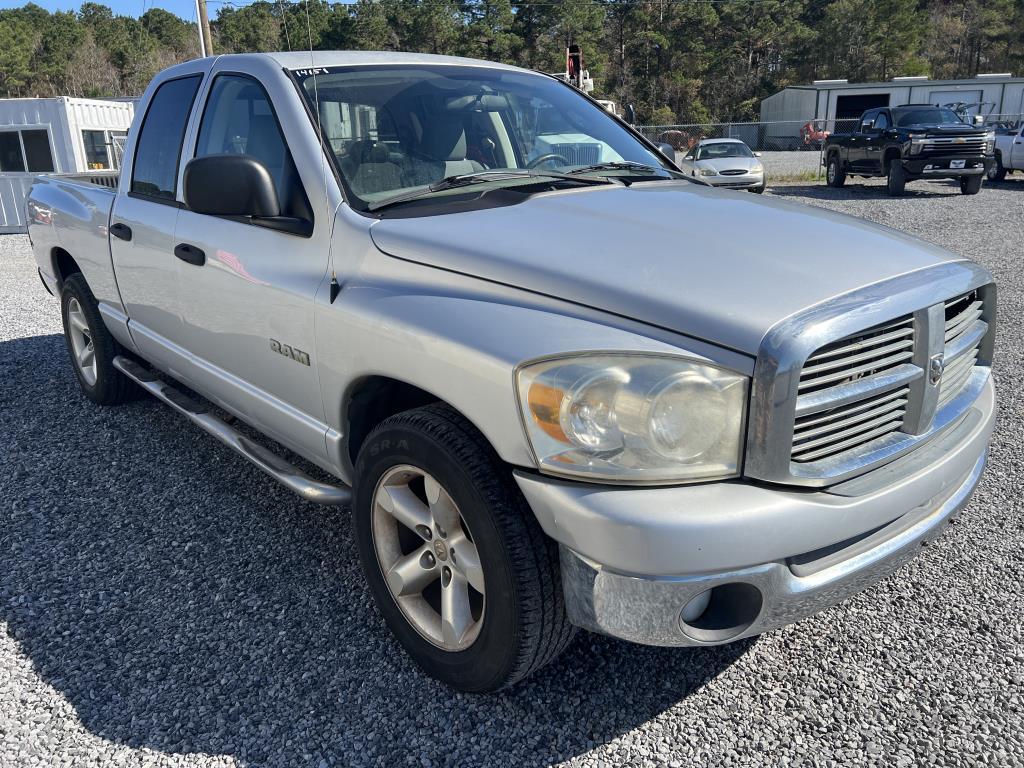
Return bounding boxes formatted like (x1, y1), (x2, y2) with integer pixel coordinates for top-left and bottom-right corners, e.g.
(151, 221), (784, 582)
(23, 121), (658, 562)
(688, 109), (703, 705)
(0, 333), (750, 768)
(769, 181), (965, 200)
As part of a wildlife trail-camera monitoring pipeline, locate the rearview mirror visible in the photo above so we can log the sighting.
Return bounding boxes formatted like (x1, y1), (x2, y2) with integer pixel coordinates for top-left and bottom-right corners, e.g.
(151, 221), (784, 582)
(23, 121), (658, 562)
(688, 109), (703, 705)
(184, 154), (281, 218)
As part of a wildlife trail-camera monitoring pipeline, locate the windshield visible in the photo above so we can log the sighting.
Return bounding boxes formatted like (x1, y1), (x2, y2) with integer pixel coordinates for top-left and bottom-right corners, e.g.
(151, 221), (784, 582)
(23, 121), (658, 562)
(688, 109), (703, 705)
(293, 65), (672, 210)
(696, 142), (753, 160)
(893, 108), (964, 127)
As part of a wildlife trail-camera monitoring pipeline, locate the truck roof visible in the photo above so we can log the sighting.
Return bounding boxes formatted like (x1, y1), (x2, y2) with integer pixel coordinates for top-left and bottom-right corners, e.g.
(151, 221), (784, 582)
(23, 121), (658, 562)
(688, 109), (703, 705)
(221, 51), (535, 75)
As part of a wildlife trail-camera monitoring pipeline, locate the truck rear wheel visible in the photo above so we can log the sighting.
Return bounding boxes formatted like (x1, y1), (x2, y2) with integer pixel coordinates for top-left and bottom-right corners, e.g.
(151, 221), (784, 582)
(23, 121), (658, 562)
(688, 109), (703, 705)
(826, 154), (845, 187)
(60, 273), (134, 405)
(352, 403), (575, 691)
(886, 161), (906, 196)
(960, 175), (983, 195)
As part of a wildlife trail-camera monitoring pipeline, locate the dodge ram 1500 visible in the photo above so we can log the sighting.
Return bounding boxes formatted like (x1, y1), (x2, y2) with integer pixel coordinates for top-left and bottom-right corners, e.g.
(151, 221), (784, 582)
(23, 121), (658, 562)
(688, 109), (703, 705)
(28, 52), (997, 692)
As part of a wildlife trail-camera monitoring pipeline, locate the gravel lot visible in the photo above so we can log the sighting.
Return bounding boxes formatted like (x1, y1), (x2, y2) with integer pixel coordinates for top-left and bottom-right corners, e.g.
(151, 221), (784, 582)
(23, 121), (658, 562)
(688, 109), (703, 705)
(2, 177), (1022, 767)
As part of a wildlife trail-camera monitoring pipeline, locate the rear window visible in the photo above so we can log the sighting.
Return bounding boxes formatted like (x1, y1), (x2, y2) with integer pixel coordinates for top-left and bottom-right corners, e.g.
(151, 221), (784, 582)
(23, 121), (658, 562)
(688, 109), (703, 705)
(131, 75), (202, 200)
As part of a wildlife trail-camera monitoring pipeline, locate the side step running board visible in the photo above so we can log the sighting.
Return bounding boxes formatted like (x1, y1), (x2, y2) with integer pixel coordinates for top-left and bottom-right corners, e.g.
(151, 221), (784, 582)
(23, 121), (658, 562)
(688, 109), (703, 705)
(113, 356), (352, 505)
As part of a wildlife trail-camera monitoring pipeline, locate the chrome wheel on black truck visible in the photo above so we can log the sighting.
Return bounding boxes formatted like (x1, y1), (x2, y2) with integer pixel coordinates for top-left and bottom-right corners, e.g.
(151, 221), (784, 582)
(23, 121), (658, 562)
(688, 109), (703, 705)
(352, 404), (575, 691)
(826, 155), (845, 187)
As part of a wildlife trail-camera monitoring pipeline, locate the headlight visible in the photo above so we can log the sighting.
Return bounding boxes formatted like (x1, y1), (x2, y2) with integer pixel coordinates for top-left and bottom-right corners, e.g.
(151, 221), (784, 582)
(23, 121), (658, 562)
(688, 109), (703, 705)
(698, 168), (717, 176)
(909, 136), (927, 155)
(516, 354), (747, 484)
(984, 131), (995, 153)
(751, 163), (764, 173)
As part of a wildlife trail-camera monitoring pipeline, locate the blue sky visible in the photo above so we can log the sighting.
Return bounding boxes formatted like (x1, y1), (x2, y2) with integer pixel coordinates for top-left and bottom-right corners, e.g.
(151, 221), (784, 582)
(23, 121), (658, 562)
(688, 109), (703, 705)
(0, 0), (259, 19)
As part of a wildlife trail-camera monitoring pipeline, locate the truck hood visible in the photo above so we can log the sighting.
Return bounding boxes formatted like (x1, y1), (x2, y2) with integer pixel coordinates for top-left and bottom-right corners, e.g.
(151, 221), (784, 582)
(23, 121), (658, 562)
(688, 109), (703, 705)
(369, 181), (960, 355)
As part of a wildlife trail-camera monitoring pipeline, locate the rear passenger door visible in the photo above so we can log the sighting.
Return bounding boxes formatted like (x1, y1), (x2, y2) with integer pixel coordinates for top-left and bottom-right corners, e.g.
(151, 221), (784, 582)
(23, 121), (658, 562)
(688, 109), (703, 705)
(171, 70), (332, 461)
(863, 110), (889, 174)
(110, 71), (204, 371)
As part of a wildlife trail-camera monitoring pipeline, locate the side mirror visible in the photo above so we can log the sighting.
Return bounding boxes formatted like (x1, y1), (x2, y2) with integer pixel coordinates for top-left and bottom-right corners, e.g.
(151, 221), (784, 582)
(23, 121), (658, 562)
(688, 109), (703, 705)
(754, 151), (763, 157)
(184, 154), (281, 218)
(972, 114), (985, 126)
(656, 142), (676, 161)
(624, 104), (636, 125)
(183, 154), (311, 236)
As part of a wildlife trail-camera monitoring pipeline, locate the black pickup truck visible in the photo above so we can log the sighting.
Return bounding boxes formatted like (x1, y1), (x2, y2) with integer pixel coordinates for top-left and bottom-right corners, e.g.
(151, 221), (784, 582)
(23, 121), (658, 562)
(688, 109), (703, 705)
(823, 105), (994, 196)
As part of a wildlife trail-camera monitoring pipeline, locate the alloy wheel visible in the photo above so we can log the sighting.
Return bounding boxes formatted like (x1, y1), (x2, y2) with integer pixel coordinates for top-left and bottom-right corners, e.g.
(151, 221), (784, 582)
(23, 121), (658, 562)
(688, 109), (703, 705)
(371, 465), (485, 651)
(67, 297), (97, 386)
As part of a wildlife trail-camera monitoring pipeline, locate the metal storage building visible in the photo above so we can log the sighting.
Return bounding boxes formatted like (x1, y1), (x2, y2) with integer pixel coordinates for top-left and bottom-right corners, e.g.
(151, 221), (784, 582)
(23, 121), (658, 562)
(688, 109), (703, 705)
(0, 97), (135, 233)
(760, 74), (1024, 149)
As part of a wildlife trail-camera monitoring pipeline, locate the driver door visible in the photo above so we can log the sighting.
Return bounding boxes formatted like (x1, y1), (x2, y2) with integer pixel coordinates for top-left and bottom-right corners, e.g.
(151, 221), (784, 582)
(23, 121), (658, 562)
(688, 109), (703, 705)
(170, 70), (332, 462)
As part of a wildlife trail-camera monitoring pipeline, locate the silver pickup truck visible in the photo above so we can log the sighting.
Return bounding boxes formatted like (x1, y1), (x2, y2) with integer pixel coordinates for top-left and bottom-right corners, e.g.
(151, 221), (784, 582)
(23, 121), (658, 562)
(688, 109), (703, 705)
(27, 52), (996, 692)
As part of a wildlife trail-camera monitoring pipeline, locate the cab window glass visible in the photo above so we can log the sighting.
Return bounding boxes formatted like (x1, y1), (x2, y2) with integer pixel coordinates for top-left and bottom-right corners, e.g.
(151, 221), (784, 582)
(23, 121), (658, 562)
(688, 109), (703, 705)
(874, 112), (890, 130)
(131, 75), (202, 200)
(195, 74), (309, 219)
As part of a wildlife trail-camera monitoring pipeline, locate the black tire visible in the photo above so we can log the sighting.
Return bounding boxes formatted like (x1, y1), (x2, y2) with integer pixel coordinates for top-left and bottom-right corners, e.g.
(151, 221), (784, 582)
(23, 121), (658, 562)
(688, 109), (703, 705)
(986, 156), (1005, 182)
(826, 154), (846, 187)
(960, 174), (983, 195)
(886, 161), (906, 196)
(750, 183), (766, 194)
(352, 403), (575, 691)
(59, 272), (134, 405)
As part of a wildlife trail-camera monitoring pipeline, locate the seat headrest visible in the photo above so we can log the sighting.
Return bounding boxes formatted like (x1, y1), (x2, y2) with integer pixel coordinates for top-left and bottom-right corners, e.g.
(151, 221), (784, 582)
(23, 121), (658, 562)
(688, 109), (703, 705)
(420, 117), (467, 161)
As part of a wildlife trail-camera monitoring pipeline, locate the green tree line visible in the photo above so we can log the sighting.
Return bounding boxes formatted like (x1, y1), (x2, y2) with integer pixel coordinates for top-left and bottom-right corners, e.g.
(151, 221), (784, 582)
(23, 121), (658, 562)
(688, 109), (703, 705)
(2, 0), (1023, 123)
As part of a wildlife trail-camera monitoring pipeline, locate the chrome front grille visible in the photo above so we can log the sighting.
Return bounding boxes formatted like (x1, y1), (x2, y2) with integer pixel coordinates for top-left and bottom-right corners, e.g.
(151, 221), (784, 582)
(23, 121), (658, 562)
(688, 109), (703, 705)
(791, 316), (915, 463)
(719, 169), (747, 176)
(797, 316), (915, 395)
(921, 137), (986, 156)
(780, 287), (991, 478)
(746, 265), (994, 488)
(938, 291), (985, 409)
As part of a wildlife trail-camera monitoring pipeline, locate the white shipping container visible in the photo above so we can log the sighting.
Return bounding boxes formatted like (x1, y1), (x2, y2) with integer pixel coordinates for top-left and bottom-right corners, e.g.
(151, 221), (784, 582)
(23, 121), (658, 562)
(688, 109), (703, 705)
(0, 97), (135, 233)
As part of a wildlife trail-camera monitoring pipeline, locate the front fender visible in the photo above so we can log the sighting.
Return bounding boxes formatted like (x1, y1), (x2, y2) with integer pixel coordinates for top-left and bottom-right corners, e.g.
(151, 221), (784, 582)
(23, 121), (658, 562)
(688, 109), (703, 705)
(315, 280), (749, 481)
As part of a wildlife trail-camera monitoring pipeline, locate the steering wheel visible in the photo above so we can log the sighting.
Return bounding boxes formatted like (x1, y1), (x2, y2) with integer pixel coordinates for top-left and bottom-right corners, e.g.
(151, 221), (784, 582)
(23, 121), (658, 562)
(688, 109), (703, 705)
(527, 153), (570, 169)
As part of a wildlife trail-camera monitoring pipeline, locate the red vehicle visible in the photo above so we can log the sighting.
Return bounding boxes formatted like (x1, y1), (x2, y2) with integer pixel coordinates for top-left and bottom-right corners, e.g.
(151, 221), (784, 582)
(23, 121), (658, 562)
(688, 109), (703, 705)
(801, 120), (830, 147)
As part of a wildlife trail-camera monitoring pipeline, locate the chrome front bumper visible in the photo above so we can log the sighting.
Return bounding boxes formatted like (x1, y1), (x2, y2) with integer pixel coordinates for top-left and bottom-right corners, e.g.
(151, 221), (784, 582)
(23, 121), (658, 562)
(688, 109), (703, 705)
(515, 377), (994, 647)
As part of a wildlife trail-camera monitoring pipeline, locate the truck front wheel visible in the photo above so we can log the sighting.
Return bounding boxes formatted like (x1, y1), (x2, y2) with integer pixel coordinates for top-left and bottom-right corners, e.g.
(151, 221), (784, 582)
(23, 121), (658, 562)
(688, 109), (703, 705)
(886, 161), (906, 196)
(960, 175), (983, 195)
(987, 155), (1006, 182)
(826, 155), (845, 187)
(60, 273), (134, 405)
(352, 403), (575, 691)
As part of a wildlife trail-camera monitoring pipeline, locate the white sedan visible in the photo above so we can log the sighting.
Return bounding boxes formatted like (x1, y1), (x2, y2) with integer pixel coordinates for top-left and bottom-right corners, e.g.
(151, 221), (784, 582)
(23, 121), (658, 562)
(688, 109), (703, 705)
(678, 138), (766, 193)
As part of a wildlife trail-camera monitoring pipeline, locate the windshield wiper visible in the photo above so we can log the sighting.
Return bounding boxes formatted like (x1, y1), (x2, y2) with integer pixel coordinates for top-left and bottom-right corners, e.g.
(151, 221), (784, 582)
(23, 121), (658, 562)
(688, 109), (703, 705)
(367, 170), (611, 212)
(567, 161), (660, 175)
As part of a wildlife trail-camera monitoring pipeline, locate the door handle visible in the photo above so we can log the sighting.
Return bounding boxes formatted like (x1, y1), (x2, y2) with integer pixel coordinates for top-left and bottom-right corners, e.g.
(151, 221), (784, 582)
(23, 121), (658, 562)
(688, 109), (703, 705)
(173, 243), (206, 266)
(110, 222), (132, 241)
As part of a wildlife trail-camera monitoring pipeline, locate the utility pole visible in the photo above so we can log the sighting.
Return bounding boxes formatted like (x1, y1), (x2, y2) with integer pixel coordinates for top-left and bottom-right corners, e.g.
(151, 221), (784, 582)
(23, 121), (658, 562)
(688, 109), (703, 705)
(196, 0), (213, 58)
